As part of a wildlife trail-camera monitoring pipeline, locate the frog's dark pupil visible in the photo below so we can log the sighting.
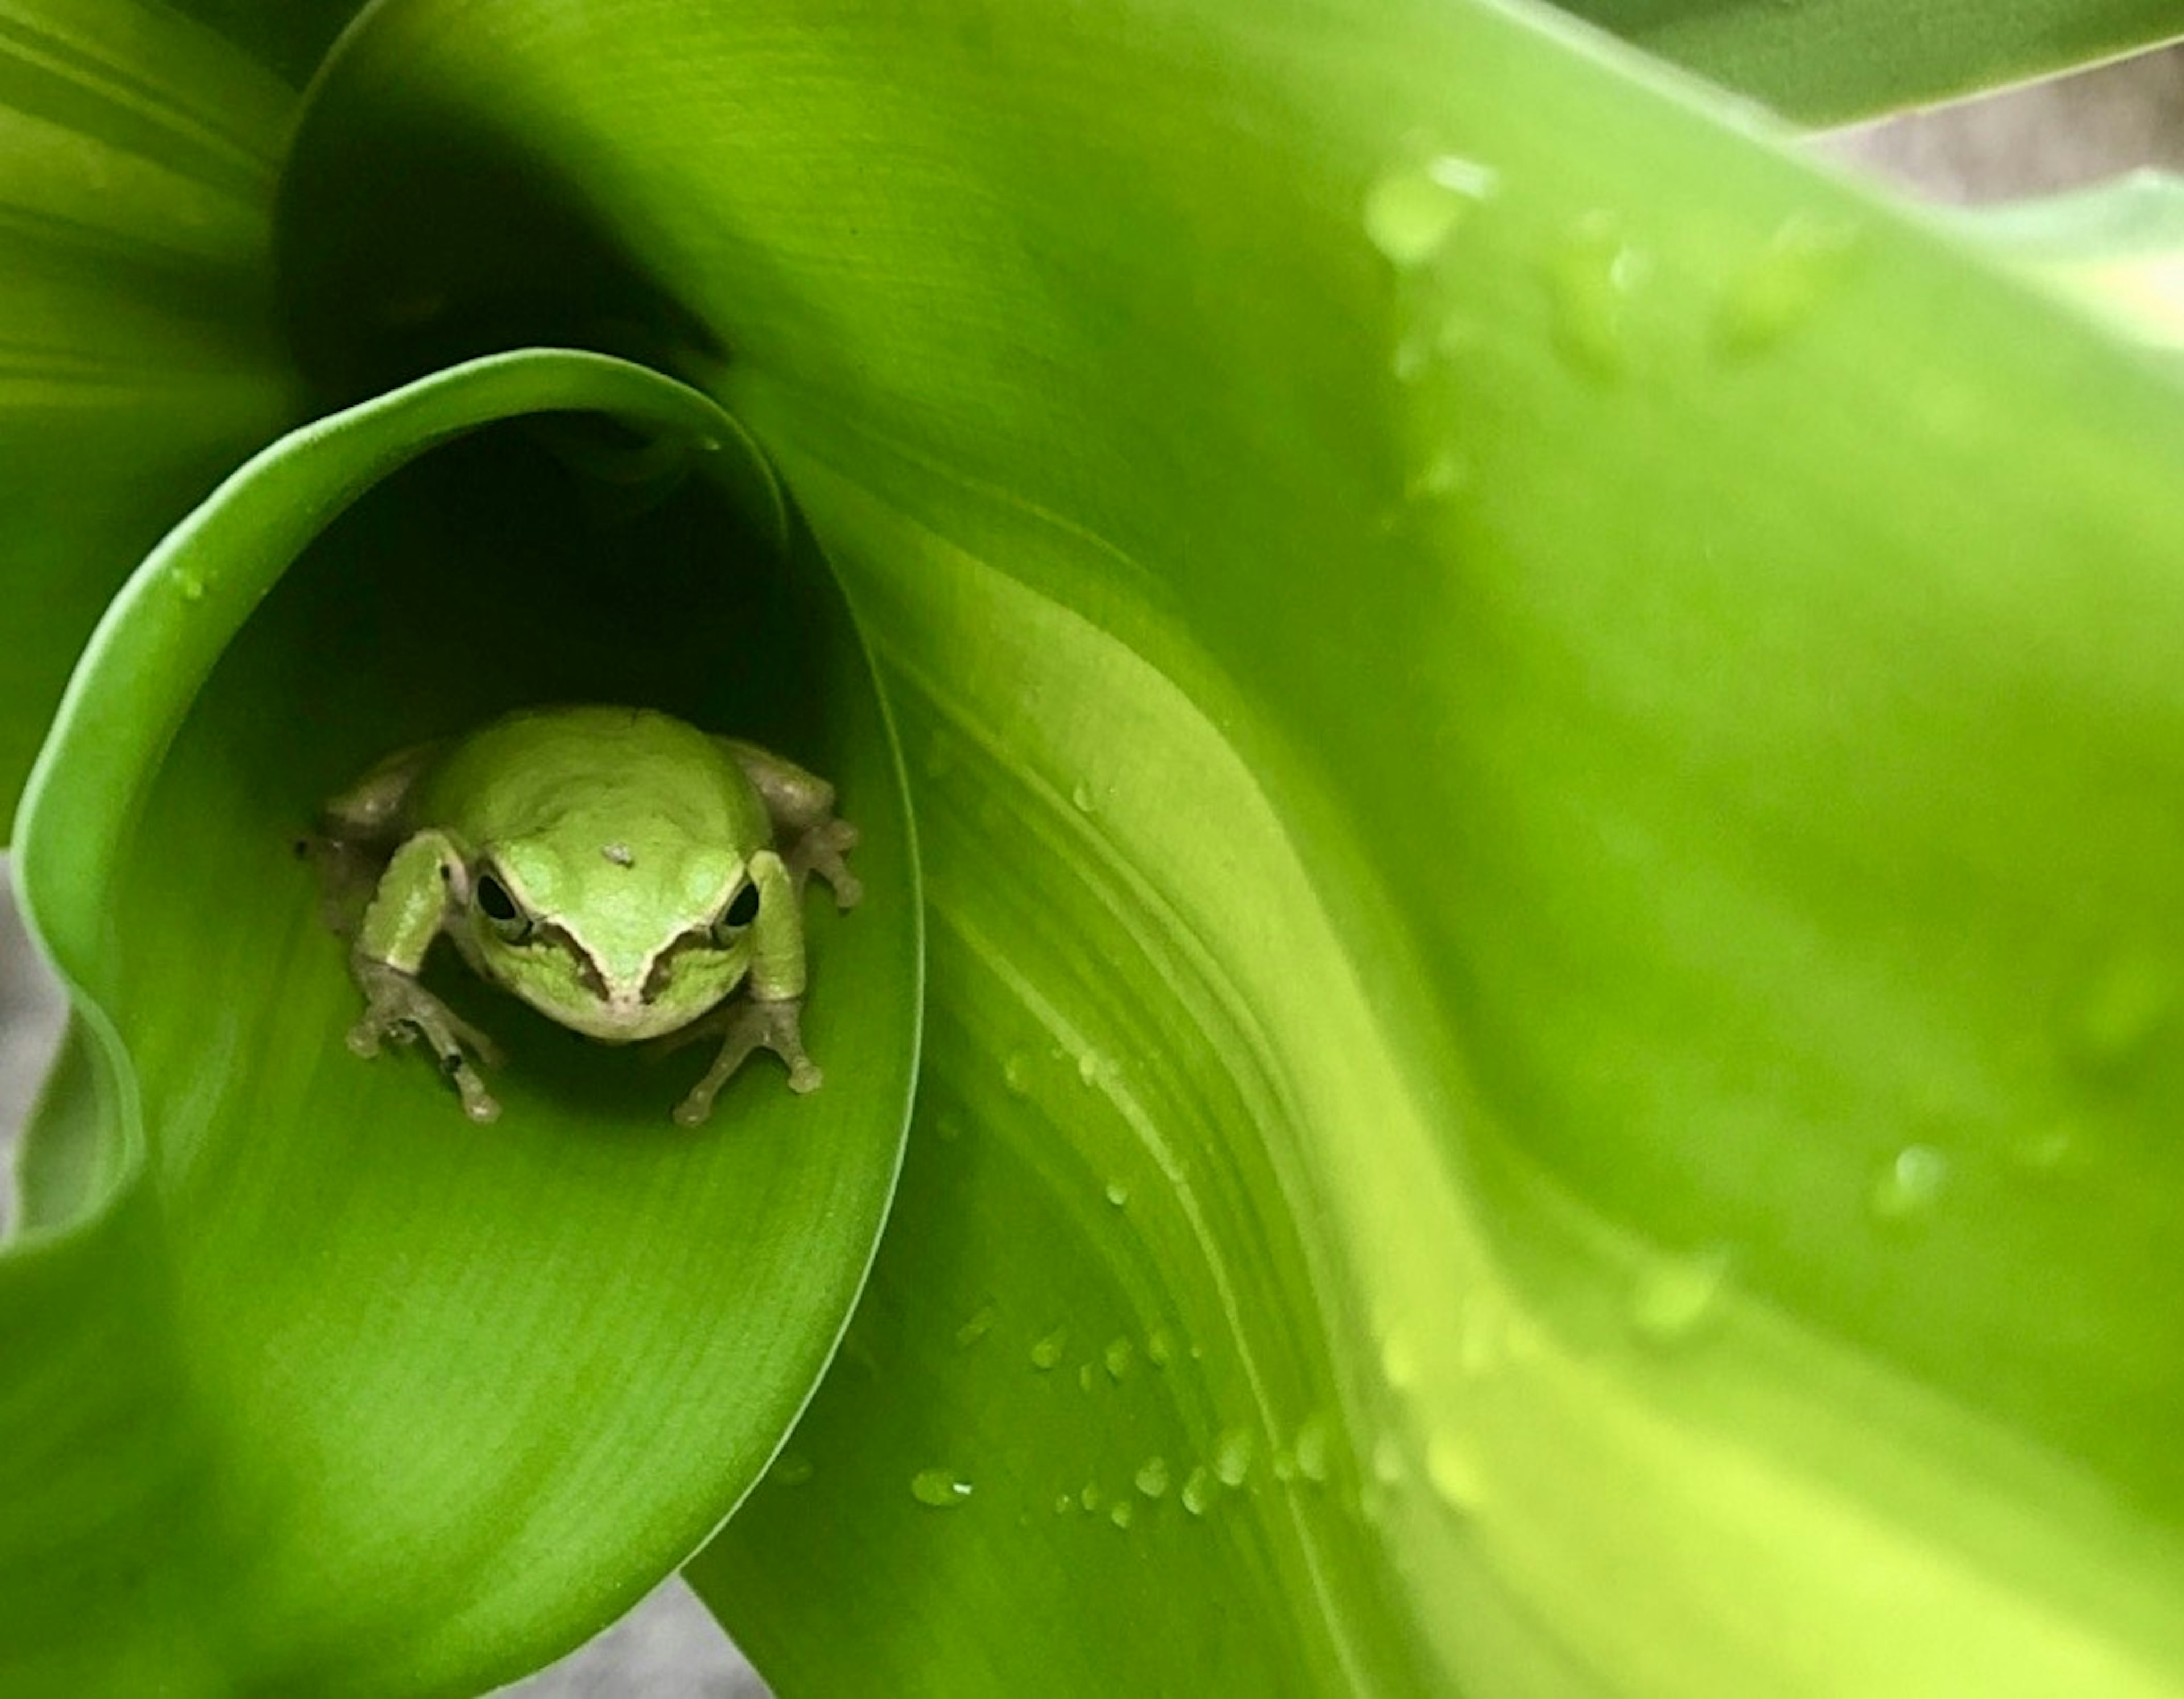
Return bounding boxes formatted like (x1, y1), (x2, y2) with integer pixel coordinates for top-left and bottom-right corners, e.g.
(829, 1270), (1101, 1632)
(723, 882), (761, 927)
(475, 873), (519, 923)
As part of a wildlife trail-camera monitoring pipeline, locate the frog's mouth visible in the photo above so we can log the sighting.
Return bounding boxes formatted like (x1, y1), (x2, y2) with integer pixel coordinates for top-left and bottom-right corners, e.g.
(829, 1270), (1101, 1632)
(510, 923), (744, 1043)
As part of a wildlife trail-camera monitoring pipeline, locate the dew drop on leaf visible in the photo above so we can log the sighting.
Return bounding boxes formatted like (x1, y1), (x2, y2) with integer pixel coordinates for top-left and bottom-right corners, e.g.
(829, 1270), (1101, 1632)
(1146, 1325), (1176, 1367)
(1868, 1144), (1950, 1225)
(1363, 152), (1499, 268)
(1181, 1465), (1215, 1517)
(910, 1468), (973, 1509)
(1003, 1049), (1034, 1096)
(1030, 1327), (1068, 1370)
(1293, 1414), (1333, 1483)
(1135, 1456), (1172, 1498)
(1108, 1499), (1136, 1530)
(1627, 1244), (1734, 1346)
(1714, 211), (1863, 358)
(1549, 210), (1643, 382)
(1069, 780), (1097, 815)
(954, 1303), (998, 1349)
(1079, 1481), (1103, 1512)
(1104, 1179), (1130, 1208)
(1214, 1426), (1255, 1486)
(1104, 1336), (1136, 1379)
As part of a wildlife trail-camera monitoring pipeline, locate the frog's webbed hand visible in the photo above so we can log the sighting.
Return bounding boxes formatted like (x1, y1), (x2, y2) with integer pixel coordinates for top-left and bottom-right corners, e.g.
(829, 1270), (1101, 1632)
(663, 996), (820, 1126)
(348, 959), (504, 1124)
(718, 738), (863, 910)
(346, 828), (502, 1123)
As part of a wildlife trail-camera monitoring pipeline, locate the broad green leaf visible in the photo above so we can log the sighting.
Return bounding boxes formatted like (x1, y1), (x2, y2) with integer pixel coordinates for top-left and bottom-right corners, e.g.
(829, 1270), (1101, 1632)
(2, 349), (917, 1696)
(0, 0), (301, 819)
(1554, 1), (2184, 125)
(278, 0), (2184, 1692)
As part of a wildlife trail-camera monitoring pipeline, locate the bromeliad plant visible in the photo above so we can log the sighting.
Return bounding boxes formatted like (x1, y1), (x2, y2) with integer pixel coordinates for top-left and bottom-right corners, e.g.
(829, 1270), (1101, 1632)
(3, 0), (2183, 1692)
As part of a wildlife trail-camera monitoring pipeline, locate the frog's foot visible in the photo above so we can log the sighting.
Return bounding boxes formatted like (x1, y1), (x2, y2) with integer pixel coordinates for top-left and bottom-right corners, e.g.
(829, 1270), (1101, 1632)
(346, 961), (504, 1123)
(668, 995), (821, 1125)
(785, 817), (862, 911)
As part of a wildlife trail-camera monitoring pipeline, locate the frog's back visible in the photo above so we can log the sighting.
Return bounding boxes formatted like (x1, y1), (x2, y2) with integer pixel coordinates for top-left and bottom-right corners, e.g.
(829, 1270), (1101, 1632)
(415, 705), (766, 849)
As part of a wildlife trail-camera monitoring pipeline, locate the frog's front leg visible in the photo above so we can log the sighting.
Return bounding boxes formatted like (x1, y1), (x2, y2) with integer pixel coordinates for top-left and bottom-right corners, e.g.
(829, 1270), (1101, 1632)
(669, 849), (819, 1124)
(719, 739), (862, 910)
(348, 829), (504, 1124)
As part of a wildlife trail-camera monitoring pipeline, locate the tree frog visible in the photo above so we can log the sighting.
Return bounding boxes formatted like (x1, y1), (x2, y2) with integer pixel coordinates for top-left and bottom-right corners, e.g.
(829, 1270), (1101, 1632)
(315, 705), (859, 1126)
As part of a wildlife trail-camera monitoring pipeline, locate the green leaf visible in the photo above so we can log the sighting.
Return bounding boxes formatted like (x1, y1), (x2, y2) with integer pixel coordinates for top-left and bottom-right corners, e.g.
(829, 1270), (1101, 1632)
(3, 349), (917, 1696)
(1553, 1), (2184, 125)
(0, 0), (302, 819)
(276, 0), (2184, 1690)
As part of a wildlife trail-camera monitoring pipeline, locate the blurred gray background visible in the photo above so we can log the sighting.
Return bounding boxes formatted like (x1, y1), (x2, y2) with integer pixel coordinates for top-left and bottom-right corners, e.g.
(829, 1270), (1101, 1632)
(2, 34), (2180, 1699)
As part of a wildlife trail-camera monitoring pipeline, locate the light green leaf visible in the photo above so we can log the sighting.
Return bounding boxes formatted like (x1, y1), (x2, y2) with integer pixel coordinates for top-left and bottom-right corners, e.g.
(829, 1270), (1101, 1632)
(3, 349), (917, 1696)
(0, 0), (301, 818)
(1554, 0), (2184, 125)
(275, 0), (2184, 1691)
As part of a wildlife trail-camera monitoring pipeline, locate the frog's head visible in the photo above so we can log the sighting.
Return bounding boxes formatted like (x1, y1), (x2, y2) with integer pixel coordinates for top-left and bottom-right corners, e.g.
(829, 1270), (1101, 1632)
(458, 834), (758, 1042)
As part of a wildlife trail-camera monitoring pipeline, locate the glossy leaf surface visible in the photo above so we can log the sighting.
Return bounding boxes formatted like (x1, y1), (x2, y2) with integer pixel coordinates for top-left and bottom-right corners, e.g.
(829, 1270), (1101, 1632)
(3, 350), (917, 1696)
(0, 0), (300, 817)
(271, 1), (2184, 1693)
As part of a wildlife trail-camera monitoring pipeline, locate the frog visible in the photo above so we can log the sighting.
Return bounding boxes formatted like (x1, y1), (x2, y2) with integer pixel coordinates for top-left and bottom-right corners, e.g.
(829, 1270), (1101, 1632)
(313, 705), (859, 1126)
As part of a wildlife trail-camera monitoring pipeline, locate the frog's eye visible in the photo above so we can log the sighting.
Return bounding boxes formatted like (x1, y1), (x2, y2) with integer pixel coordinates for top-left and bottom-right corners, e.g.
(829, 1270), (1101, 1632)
(473, 869), (532, 940)
(714, 880), (761, 938)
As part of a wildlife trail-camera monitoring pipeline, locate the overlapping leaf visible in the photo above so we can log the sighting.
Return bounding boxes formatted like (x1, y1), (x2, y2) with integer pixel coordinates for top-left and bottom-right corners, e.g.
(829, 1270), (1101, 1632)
(269, 0), (2184, 1693)
(3, 350), (917, 1695)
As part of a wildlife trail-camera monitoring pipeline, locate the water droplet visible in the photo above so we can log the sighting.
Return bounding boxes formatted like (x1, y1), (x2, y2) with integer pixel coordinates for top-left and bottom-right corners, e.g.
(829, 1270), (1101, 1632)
(1079, 1481), (1102, 1512)
(1135, 1456), (1172, 1498)
(175, 571), (206, 603)
(910, 1468), (973, 1508)
(1214, 1427), (1255, 1486)
(1403, 449), (1471, 504)
(954, 1303), (998, 1349)
(1380, 1329), (1418, 1392)
(1003, 1050), (1034, 1097)
(1078, 1362), (1095, 1392)
(1030, 1327), (1068, 1370)
(1628, 1244), (1733, 1346)
(1364, 152), (1499, 268)
(696, 435), (723, 453)
(1053, 1493), (1074, 1515)
(1108, 1499), (1136, 1530)
(1425, 1431), (1482, 1513)
(1715, 212), (1862, 358)
(769, 1452), (815, 1487)
(1077, 1050), (1108, 1087)
(1293, 1415), (1333, 1484)
(1070, 781), (1097, 815)
(1181, 1465), (1215, 1516)
(1146, 1325), (1176, 1368)
(1549, 210), (1642, 383)
(1104, 1179), (1130, 1208)
(1372, 1433), (1407, 1486)
(1103, 1336), (1135, 1380)
(1869, 1144), (1950, 1226)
